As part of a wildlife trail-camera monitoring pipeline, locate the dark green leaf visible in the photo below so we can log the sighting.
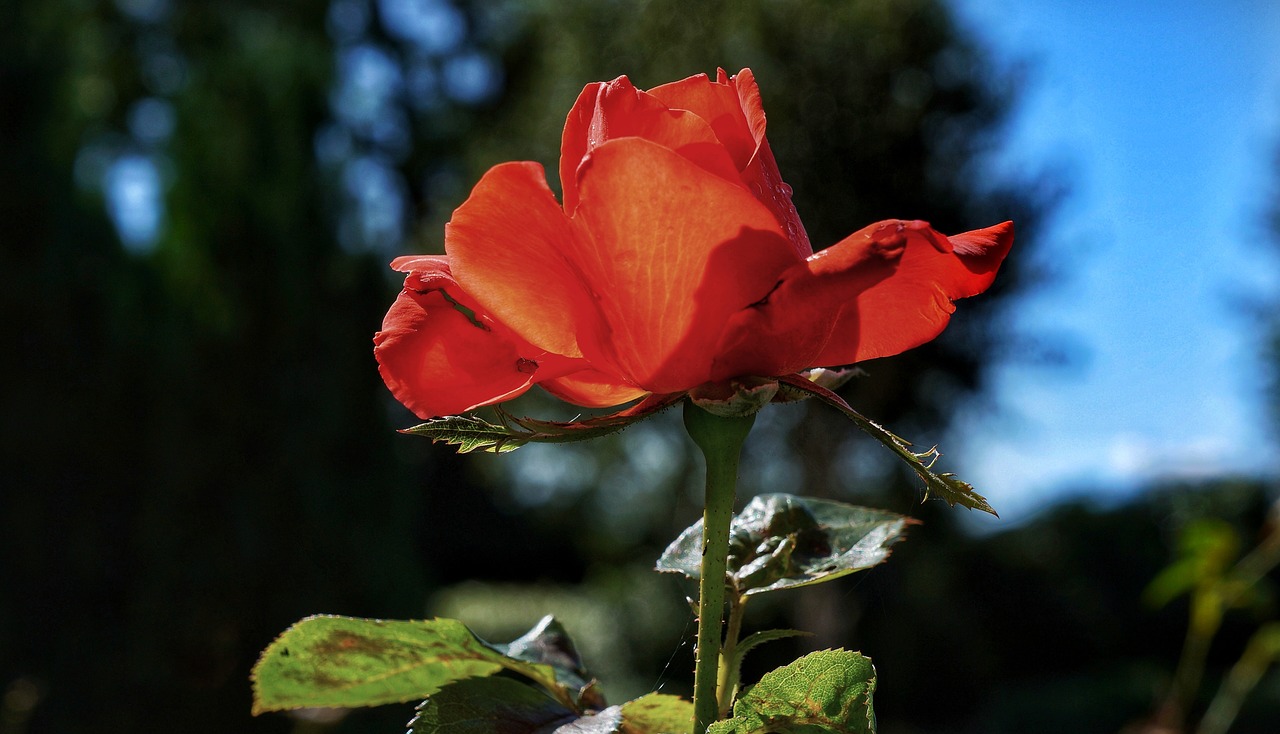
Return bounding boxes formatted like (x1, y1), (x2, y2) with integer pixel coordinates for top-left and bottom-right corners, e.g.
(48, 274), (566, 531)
(400, 395), (682, 454)
(707, 650), (877, 734)
(251, 616), (573, 714)
(493, 616), (601, 707)
(656, 494), (912, 596)
(778, 375), (996, 516)
(619, 693), (694, 734)
(408, 677), (577, 734)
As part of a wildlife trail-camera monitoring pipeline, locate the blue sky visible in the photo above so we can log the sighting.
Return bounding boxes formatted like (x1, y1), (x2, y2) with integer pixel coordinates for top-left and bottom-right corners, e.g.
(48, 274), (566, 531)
(948, 0), (1280, 525)
(90, 0), (1279, 526)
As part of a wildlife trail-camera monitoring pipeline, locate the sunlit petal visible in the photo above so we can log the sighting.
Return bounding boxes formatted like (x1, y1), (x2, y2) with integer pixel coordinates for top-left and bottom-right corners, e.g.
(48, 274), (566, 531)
(445, 161), (598, 358)
(569, 137), (801, 392)
(649, 68), (811, 257)
(559, 76), (739, 213)
(540, 369), (648, 408)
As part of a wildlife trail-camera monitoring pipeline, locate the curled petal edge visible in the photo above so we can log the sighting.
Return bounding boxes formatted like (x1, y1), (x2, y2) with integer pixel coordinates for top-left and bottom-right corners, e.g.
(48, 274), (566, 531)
(374, 261), (595, 420)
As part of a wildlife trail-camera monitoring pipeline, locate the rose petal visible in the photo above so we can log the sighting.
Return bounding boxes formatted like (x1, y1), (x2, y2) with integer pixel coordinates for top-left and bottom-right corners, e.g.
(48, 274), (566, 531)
(646, 70), (756, 170)
(559, 76), (740, 214)
(650, 68), (811, 257)
(569, 137), (802, 392)
(540, 369), (648, 408)
(731, 68), (812, 257)
(373, 280), (538, 420)
(390, 254), (449, 274)
(825, 221), (1013, 364)
(712, 220), (1014, 377)
(445, 161), (598, 358)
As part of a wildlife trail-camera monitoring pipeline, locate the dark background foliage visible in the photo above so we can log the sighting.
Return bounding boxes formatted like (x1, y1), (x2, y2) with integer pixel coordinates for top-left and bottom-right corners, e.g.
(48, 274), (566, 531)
(1, 1), (1275, 733)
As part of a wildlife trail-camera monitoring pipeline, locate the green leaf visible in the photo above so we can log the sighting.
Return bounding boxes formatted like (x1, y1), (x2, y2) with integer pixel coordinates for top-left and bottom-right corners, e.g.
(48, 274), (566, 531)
(619, 693), (694, 734)
(722, 630), (814, 717)
(494, 616), (602, 708)
(409, 680), (670, 734)
(777, 374), (996, 516)
(408, 677), (577, 734)
(400, 414), (528, 453)
(732, 630), (814, 673)
(400, 394), (682, 454)
(707, 650), (877, 734)
(251, 616), (575, 714)
(656, 494), (912, 596)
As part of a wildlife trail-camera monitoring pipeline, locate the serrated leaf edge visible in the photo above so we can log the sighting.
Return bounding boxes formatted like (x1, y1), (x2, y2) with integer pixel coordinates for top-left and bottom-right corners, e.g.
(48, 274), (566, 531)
(711, 648), (877, 734)
(777, 374), (996, 516)
(401, 393), (682, 454)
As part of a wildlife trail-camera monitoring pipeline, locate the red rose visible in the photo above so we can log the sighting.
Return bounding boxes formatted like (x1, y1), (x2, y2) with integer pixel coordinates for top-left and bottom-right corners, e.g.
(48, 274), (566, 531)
(375, 69), (1013, 419)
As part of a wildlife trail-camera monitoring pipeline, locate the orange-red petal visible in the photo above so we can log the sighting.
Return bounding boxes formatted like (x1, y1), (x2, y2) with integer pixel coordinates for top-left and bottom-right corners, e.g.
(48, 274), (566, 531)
(646, 69), (756, 170)
(540, 369), (648, 408)
(374, 261), (590, 419)
(559, 82), (603, 212)
(375, 287), (533, 419)
(559, 76), (740, 214)
(712, 220), (1014, 378)
(825, 220), (1013, 364)
(445, 161), (596, 358)
(568, 137), (802, 392)
(649, 69), (811, 257)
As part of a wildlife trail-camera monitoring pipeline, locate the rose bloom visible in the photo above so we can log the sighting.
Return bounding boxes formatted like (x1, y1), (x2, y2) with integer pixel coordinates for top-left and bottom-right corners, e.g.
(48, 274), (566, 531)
(375, 69), (1013, 419)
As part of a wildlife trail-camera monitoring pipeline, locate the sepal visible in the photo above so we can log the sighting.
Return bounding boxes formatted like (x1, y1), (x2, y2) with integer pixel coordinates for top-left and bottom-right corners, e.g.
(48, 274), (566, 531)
(778, 374), (997, 516)
(400, 393), (682, 454)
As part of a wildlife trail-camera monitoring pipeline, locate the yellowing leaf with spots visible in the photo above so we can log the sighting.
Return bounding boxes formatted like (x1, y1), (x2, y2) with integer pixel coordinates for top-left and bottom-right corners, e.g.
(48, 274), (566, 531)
(251, 615), (573, 714)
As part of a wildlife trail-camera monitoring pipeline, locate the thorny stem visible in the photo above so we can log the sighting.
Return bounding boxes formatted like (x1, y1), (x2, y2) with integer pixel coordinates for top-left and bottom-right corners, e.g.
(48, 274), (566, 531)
(683, 401), (755, 734)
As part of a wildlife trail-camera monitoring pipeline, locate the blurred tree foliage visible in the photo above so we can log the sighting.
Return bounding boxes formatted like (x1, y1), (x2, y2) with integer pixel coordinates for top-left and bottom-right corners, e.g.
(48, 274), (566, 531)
(0, 0), (539, 731)
(20, 0), (1251, 733)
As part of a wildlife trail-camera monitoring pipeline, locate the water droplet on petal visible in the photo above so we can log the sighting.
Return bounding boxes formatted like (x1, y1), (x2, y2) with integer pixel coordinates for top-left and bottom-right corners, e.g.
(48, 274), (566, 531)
(778, 182), (793, 197)
(750, 182), (764, 197)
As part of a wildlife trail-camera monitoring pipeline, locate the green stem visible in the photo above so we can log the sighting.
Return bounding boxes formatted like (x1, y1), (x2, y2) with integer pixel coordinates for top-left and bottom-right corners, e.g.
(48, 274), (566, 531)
(717, 589), (747, 718)
(683, 401), (755, 734)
